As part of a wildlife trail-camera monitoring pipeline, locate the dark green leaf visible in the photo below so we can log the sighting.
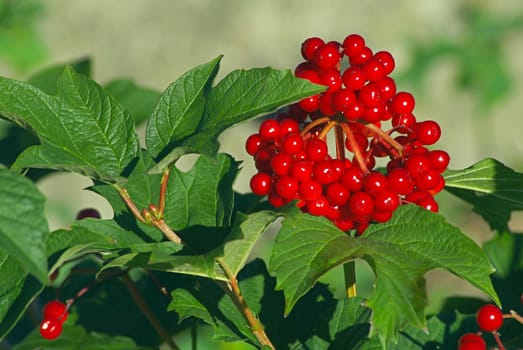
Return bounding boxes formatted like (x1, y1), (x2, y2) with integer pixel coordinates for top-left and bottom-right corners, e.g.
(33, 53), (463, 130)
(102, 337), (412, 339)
(269, 205), (498, 343)
(181, 67), (325, 156)
(444, 158), (523, 231)
(102, 211), (278, 282)
(105, 79), (160, 125)
(27, 58), (91, 94)
(146, 56), (221, 159)
(165, 153), (240, 236)
(0, 252), (43, 338)
(0, 169), (48, 283)
(91, 150), (164, 241)
(0, 67), (139, 182)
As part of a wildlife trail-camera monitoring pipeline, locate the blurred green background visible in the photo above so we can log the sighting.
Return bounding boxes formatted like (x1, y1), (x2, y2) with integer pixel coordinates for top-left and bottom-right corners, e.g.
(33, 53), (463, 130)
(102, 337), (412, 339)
(1, 0), (523, 348)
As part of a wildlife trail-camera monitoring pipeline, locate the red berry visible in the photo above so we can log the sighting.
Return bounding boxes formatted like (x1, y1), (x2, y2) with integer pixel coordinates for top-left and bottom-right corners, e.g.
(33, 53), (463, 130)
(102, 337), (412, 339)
(458, 333), (487, 350)
(305, 138), (328, 161)
(342, 34), (365, 57)
(390, 91), (415, 114)
(299, 179), (323, 201)
(362, 59), (385, 82)
(270, 153), (292, 176)
(250, 172), (272, 196)
(306, 195), (330, 216)
(429, 150), (450, 172)
(349, 192), (374, 217)
(313, 42), (341, 69)
(326, 182), (350, 206)
(342, 66), (367, 91)
(476, 304), (504, 332)
(76, 208), (101, 220)
(363, 172), (389, 196)
(298, 94), (320, 112)
(341, 167), (364, 192)
(359, 83), (381, 107)
(387, 168), (415, 195)
(245, 134), (262, 156)
(333, 89), (357, 112)
(259, 119), (280, 140)
(275, 176), (298, 199)
(349, 46), (373, 66)
(374, 50), (395, 75)
(313, 160), (338, 185)
(319, 69), (342, 92)
(39, 318), (62, 340)
(281, 134), (304, 155)
(290, 160), (313, 181)
(43, 300), (68, 323)
(279, 118), (300, 137)
(373, 190), (400, 212)
(404, 154), (431, 178)
(375, 76), (396, 100)
(295, 69), (320, 84)
(391, 112), (416, 133)
(414, 120), (441, 145)
(301, 37), (325, 61)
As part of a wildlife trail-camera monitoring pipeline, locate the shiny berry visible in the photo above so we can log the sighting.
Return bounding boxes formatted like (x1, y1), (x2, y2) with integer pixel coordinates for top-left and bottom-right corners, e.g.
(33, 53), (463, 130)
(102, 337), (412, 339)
(313, 42), (341, 69)
(390, 91), (415, 114)
(43, 300), (68, 323)
(301, 37), (325, 61)
(250, 172), (272, 196)
(39, 318), (62, 340)
(245, 134), (262, 155)
(476, 304), (503, 332)
(414, 120), (441, 145)
(374, 50), (395, 75)
(458, 333), (486, 350)
(349, 192), (374, 217)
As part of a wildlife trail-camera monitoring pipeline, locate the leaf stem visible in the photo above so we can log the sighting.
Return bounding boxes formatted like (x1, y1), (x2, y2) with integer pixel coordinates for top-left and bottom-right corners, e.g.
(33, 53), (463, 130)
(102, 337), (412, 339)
(191, 318), (198, 350)
(216, 257), (275, 349)
(343, 261), (357, 298)
(116, 186), (145, 223)
(121, 272), (180, 350)
(158, 167), (171, 219)
(152, 219), (182, 244)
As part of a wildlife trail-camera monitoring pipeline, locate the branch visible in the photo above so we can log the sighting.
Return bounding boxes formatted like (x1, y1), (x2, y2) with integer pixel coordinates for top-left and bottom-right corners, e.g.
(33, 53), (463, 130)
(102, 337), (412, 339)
(216, 258), (275, 349)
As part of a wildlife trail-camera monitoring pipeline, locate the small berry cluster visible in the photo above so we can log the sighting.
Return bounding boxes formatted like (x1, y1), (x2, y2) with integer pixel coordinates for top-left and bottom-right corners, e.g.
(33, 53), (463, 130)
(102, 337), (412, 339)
(246, 34), (449, 233)
(39, 300), (68, 340)
(458, 304), (505, 350)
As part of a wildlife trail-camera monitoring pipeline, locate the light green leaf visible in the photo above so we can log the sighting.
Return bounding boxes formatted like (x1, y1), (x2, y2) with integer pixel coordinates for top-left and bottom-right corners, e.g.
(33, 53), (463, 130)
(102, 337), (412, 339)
(0, 169), (48, 283)
(146, 56), (221, 159)
(444, 158), (523, 231)
(269, 205), (498, 343)
(0, 66), (139, 182)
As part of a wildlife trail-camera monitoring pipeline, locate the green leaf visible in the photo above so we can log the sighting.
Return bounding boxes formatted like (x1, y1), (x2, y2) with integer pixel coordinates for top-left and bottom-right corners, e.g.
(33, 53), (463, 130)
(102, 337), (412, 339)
(165, 153), (240, 236)
(102, 211), (278, 282)
(0, 66), (139, 182)
(182, 67), (325, 156)
(169, 279), (258, 345)
(27, 58), (91, 94)
(91, 150), (164, 241)
(269, 205), (498, 343)
(0, 252), (44, 338)
(104, 79), (160, 125)
(0, 169), (48, 283)
(150, 66), (324, 171)
(13, 322), (143, 350)
(146, 56), (221, 159)
(444, 158), (523, 231)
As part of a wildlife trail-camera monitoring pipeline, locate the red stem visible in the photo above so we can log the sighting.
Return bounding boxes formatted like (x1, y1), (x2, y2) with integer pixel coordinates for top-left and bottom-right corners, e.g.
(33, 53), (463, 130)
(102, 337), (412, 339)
(340, 122), (369, 174)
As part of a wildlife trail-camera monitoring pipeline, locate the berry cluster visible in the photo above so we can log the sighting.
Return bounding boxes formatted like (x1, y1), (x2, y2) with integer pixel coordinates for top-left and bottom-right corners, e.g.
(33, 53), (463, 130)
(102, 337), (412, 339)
(39, 300), (68, 340)
(458, 304), (504, 350)
(246, 34), (449, 233)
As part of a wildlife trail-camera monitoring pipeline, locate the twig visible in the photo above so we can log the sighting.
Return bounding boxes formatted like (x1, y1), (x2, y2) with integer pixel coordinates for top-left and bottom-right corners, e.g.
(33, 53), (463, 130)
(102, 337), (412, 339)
(121, 272), (180, 350)
(216, 258), (275, 349)
(341, 122), (369, 174)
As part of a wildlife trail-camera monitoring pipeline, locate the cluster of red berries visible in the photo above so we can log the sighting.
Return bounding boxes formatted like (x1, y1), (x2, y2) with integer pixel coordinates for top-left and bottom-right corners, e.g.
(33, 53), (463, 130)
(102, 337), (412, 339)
(39, 300), (68, 340)
(246, 34), (449, 233)
(458, 304), (504, 350)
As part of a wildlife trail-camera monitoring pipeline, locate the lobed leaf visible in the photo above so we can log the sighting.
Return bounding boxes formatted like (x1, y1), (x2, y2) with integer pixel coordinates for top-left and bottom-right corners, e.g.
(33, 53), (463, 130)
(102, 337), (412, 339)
(269, 205), (498, 344)
(444, 158), (523, 231)
(0, 67), (139, 183)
